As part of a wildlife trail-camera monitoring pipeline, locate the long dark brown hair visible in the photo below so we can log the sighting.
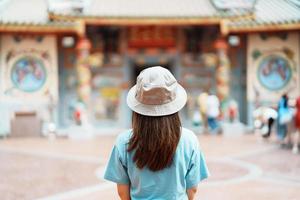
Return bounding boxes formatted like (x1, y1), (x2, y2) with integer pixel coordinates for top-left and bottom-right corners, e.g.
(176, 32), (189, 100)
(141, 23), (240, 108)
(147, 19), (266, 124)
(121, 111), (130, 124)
(127, 111), (181, 171)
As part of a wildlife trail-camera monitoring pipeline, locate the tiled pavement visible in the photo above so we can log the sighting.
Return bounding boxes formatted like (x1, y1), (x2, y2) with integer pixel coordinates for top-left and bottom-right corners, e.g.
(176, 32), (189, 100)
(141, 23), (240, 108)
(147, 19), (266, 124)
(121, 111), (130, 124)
(0, 133), (299, 200)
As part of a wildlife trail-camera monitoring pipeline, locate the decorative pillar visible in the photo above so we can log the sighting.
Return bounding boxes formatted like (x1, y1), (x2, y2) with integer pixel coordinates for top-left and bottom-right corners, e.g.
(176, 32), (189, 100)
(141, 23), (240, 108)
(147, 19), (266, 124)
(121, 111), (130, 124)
(215, 38), (230, 101)
(76, 37), (92, 105)
(215, 38), (231, 120)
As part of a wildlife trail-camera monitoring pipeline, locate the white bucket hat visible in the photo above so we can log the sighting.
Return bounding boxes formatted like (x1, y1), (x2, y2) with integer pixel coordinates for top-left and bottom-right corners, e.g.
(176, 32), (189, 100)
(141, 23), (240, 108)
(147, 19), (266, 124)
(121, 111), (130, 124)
(127, 66), (187, 116)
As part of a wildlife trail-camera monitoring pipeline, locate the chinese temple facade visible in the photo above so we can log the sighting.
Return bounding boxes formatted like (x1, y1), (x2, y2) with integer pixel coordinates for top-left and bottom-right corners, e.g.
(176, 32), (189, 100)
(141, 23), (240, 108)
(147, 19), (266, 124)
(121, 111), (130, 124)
(0, 0), (300, 135)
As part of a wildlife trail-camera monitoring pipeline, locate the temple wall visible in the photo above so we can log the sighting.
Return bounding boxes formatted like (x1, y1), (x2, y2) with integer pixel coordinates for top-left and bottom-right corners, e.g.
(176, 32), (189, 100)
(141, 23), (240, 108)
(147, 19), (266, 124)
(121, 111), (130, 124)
(0, 35), (58, 135)
(246, 32), (300, 125)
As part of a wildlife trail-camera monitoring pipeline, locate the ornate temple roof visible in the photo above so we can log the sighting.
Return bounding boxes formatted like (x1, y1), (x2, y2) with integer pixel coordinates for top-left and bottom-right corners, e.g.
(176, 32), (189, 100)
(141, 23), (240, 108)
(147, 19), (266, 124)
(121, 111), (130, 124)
(50, 0), (253, 18)
(0, 0), (299, 34)
(0, 0), (82, 34)
(49, 0), (300, 33)
(225, 0), (300, 34)
(48, 0), (254, 25)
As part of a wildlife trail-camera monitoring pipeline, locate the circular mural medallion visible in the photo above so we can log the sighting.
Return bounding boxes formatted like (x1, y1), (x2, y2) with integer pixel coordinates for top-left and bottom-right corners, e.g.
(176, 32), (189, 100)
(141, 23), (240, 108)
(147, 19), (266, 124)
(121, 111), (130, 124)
(11, 56), (47, 92)
(257, 55), (292, 91)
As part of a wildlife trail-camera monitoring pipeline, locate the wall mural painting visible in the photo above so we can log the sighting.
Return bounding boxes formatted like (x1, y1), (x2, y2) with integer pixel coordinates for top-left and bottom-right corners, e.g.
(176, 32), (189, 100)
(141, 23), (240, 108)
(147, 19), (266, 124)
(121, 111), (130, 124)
(11, 56), (47, 92)
(4, 49), (51, 97)
(252, 48), (296, 95)
(257, 55), (292, 91)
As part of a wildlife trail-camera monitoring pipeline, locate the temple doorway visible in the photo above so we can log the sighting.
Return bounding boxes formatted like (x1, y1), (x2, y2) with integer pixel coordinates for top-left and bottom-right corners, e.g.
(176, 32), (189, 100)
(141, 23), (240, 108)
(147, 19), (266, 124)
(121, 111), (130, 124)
(131, 62), (173, 86)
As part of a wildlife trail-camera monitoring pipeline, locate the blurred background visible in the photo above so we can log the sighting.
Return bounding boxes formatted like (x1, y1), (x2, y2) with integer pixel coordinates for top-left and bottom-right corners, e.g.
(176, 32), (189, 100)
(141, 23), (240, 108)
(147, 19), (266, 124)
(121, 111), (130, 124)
(0, 0), (300, 199)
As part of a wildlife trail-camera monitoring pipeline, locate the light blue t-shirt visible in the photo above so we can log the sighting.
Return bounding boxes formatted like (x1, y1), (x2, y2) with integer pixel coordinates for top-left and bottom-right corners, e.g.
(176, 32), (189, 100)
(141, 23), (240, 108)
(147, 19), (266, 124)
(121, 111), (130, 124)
(104, 127), (209, 200)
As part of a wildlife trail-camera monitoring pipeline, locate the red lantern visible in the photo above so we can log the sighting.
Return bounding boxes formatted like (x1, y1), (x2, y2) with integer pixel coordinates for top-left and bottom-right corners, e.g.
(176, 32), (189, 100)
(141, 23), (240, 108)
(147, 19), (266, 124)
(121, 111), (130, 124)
(76, 37), (91, 50)
(214, 39), (228, 51)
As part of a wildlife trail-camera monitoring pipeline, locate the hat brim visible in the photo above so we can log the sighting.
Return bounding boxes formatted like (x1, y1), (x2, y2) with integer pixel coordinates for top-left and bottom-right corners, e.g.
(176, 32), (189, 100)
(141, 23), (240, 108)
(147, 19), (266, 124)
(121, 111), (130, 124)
(126, 84), (187, 116)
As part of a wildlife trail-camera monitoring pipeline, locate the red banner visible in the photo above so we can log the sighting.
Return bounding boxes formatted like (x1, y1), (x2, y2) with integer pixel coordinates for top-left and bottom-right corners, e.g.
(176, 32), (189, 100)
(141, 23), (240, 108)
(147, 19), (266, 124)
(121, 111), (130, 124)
(128, 27), (176, 48)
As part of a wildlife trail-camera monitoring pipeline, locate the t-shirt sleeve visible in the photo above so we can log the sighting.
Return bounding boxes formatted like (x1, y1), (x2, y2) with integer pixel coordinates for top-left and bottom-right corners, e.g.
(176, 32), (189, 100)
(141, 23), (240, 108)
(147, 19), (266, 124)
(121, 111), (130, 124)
(185, 149), (210, 189)
(103, 145), (130, 184)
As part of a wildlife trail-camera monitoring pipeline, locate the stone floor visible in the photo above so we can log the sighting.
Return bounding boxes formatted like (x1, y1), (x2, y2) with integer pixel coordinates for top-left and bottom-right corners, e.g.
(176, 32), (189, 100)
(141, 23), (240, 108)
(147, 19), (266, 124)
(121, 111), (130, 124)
(0, 132), (299, 200)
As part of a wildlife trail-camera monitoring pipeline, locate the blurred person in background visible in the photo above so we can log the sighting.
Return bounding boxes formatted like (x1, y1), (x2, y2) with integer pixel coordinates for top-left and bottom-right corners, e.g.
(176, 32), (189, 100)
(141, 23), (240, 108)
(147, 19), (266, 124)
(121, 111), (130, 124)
(197, 92), (208, 131)
(293, 96), (300, 154)
(206, 93), (221, 134)
(228, 100), (239, 123)
(277, 94), (292, 142)
(104, 67), (209, 200)
(253, 106), (277, 138)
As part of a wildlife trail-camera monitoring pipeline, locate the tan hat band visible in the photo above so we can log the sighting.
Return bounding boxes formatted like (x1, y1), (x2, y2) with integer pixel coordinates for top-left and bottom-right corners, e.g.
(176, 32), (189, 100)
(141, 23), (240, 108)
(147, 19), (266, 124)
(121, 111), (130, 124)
(135, 87), (176, 105)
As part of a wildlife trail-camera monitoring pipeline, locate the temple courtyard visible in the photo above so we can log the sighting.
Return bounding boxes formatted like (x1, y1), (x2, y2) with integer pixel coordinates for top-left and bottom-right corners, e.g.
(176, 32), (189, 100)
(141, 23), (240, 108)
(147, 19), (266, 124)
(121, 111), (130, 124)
(0, 131), (299, 200)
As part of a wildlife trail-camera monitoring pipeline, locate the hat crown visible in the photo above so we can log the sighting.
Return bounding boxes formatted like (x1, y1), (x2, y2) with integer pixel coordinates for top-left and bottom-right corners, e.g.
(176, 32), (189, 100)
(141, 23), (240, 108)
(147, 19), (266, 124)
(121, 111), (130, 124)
(135, 66), (177, 105)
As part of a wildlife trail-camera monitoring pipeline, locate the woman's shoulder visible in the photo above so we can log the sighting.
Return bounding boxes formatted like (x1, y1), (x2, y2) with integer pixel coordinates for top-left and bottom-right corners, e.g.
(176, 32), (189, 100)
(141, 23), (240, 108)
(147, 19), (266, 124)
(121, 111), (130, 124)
(115, 129), (133, 146)
(180, 127), (199, 147)
(181, 127), (197, 137)
(113, 129), (132, 157)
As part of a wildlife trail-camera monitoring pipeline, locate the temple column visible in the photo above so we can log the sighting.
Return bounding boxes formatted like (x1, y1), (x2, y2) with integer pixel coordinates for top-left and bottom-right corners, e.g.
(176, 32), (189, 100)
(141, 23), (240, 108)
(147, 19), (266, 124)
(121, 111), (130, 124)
(214, 38), (231, 119)
(75, 37), (92, 106)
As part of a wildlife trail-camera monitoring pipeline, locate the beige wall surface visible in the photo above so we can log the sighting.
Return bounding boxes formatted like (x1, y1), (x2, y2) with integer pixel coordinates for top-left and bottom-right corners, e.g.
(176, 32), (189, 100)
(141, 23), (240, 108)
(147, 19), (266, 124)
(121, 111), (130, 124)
(247, 32), (300, 103)
(0, 35), (58, 131)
